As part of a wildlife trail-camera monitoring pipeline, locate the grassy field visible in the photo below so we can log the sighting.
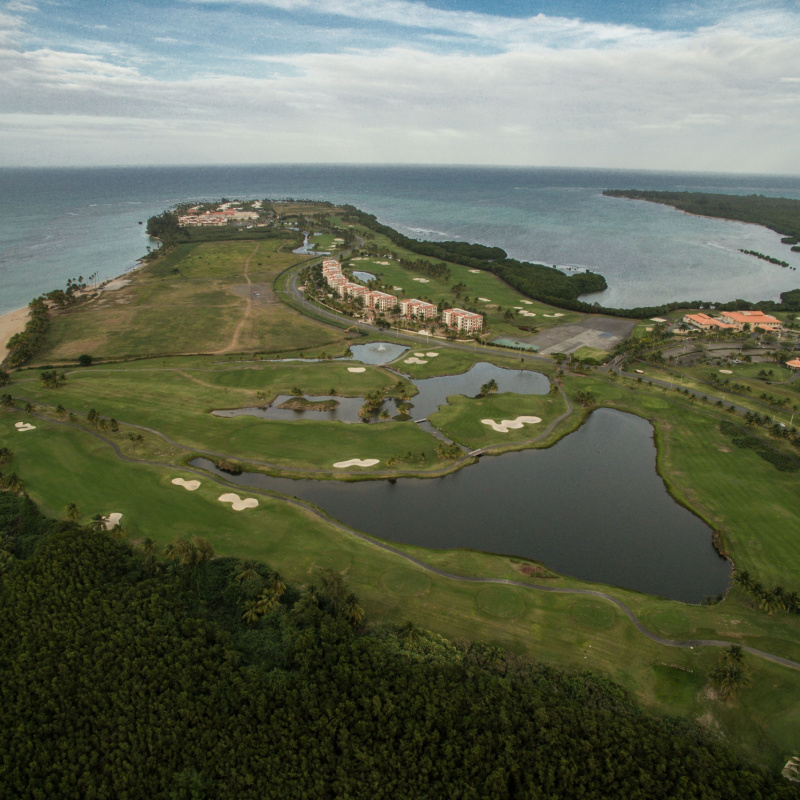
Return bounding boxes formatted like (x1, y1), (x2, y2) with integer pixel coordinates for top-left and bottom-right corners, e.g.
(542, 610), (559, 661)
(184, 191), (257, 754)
(6, 201), (800, 772)
(36, 238), (347, 362)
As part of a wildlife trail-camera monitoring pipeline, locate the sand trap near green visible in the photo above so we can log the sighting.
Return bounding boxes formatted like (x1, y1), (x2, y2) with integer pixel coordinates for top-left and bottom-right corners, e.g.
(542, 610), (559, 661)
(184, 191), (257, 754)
(104, 512), (122, 530)
(333, 458), (380, 468)
(348, 367), (366, 373)
(481, 416), (542, 433)
(219, 493), (259, 510)
(15, 422), (36, 432)
(172, 478), (201, 491)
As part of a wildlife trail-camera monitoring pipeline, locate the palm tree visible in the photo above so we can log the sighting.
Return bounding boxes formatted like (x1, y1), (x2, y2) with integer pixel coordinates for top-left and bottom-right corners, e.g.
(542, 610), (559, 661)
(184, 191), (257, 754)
(141, 537), (156, 556)
(3, 472), (24, 495)
(760, 589), (782, 615)
(733, 570), (752, 591)
(65, 502), (81, 522)
(268, 571), (286, 598)
(234, 560), (264, 597)
(242, 601), (262, 625)
(0, 447), (11, 466)
(398, 620), (426, 646)
(90, 514), (106, 532)
(709, 645), (752, 701)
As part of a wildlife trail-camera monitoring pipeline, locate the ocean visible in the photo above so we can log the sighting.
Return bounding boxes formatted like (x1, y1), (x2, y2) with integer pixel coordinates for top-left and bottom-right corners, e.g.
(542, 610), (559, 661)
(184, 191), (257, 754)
(2, 164), (800, 316)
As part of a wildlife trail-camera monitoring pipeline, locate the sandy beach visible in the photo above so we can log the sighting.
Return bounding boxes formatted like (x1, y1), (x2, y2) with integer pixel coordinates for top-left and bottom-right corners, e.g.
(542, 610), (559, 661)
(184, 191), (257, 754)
(0, 307), (30, 364)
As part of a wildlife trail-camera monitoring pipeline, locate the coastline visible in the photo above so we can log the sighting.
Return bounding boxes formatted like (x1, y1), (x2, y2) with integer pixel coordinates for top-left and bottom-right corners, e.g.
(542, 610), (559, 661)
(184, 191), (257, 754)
(0, 306), (30, 364)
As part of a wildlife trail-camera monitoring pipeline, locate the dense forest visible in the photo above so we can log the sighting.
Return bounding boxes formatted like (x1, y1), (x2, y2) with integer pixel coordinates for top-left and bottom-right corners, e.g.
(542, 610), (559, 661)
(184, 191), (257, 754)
(0, 494), (796, 799)
(603, 190), (800, 241)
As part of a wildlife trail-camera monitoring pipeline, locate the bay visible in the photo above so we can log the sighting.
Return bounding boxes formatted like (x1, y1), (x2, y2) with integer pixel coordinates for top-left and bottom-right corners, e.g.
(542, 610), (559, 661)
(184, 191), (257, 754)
(2, 164), (800, 316)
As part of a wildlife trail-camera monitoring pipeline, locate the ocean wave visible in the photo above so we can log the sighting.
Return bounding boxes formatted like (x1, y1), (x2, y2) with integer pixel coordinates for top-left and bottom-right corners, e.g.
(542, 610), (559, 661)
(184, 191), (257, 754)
(403, 226), (450, 238)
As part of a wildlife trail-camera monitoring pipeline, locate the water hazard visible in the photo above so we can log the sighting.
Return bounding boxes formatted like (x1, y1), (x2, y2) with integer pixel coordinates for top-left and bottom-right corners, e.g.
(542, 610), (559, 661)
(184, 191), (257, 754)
(193, 409), (731, 602)
(212, 362), (550, 423)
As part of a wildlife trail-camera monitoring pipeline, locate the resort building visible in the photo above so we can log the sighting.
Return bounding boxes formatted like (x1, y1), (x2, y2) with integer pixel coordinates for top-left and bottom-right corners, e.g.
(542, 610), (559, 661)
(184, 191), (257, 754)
(178, 208), (259, 226)
(399, 299), (438, 320)
(718, 310), (782, 331)
(442, 307), (484, 333)
(340, 283), (369, 300)
(787, 358), (800, 370)
(365, 291), (398, 312)
(682, 313), (737, 332)
(326, 273), (347, 289)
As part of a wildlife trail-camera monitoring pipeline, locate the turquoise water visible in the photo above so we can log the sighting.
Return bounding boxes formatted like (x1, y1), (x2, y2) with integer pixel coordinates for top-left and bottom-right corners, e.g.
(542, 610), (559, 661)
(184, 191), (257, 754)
(2, 165), (800, 315)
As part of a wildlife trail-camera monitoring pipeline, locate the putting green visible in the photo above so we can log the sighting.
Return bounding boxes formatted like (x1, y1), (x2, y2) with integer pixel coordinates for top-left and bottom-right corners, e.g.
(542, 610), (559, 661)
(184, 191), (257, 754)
(381, 567), (432, 596)
(476, 586), (526, 619)
(570, 598), (617, 630)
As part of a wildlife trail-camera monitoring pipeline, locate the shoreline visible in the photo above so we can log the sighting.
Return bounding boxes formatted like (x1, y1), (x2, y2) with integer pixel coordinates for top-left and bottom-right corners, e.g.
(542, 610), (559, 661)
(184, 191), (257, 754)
(0, 306), (30, 364)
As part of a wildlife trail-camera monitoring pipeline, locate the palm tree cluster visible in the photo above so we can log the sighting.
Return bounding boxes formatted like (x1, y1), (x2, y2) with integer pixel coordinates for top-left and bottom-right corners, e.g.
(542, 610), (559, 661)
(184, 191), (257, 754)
(708, 645), (752, 702)
(39, 369), (67, 389)
(734, 570), (800, 615)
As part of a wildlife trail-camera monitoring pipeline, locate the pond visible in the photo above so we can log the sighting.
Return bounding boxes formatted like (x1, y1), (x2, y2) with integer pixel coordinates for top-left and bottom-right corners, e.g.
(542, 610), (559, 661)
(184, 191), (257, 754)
(347, 342), (408, 364)
(351, 270), (376, 283)
(213, 395), (401, 423)
(212, 362), (549, 422)
(193, 409), (731, 603)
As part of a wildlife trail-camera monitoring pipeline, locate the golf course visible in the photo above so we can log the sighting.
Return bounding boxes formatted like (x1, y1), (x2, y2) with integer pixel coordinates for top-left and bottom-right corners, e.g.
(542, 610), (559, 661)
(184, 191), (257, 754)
(3, 199), (800, 774)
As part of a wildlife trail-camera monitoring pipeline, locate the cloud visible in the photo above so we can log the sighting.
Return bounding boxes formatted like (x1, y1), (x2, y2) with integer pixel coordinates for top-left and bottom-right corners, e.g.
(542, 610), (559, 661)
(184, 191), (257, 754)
(187, 0), (668, 50)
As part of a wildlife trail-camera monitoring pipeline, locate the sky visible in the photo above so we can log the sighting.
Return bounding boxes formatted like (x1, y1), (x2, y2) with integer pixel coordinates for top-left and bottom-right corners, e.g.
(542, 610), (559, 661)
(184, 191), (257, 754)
(1, 0), (799, 172)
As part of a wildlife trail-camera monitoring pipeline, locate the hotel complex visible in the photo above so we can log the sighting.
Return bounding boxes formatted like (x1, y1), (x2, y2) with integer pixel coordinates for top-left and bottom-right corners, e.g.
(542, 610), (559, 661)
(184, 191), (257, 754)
(319, 260), (482, 332)
(682, 310), (782, 333)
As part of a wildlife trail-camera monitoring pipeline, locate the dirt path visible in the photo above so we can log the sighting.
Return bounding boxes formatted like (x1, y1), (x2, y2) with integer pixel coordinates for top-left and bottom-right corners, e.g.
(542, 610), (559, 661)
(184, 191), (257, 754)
(215, 242), (260, 355)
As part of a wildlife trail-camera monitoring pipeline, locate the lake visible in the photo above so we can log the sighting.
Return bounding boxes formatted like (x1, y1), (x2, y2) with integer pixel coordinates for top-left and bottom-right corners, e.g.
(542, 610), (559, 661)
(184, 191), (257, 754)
(193, 408), (731, 602)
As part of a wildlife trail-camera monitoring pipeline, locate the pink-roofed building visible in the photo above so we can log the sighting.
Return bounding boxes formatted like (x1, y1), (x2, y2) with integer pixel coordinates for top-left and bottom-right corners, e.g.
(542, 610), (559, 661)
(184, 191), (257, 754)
(326, 274), (347, 289)
(399, 299), (438, 320)
(682, 313), (737, 332)
(341, 283), (369, 299)
(442, 307), (483, 333)
(718, 310), (782, 331)
(365, 291), (398, 312)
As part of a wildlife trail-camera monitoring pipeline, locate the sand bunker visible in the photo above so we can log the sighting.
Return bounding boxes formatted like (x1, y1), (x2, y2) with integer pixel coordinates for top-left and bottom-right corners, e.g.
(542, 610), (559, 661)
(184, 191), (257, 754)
(348, 367), (366, 373)
(478, 297), (491, 302)
(518, 310), (537, 317)
(425, 352), (439, 357)
(14, 422), (36, 432)
(414, 352), (426, 357)
(481, 416), (542, 433)
(469, 269), (481, 273)
(104, 513), (122, 530)
(412, 278), (430, 283)
(393, 286), (403, 290)
(333, 458), (380, 468)
(543, 313), (565, 318)
(218, 493), (259, 511)
(650, 317), (667, 323)
(521, 300), (533, 305)
(405, 357), (428, 364)
(333, 238), (344, 243)
(719, 369), (733, 374)
(378, 261), (390, 265)
(645, 327), (653, 332)
(172, 478), (201, 491)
